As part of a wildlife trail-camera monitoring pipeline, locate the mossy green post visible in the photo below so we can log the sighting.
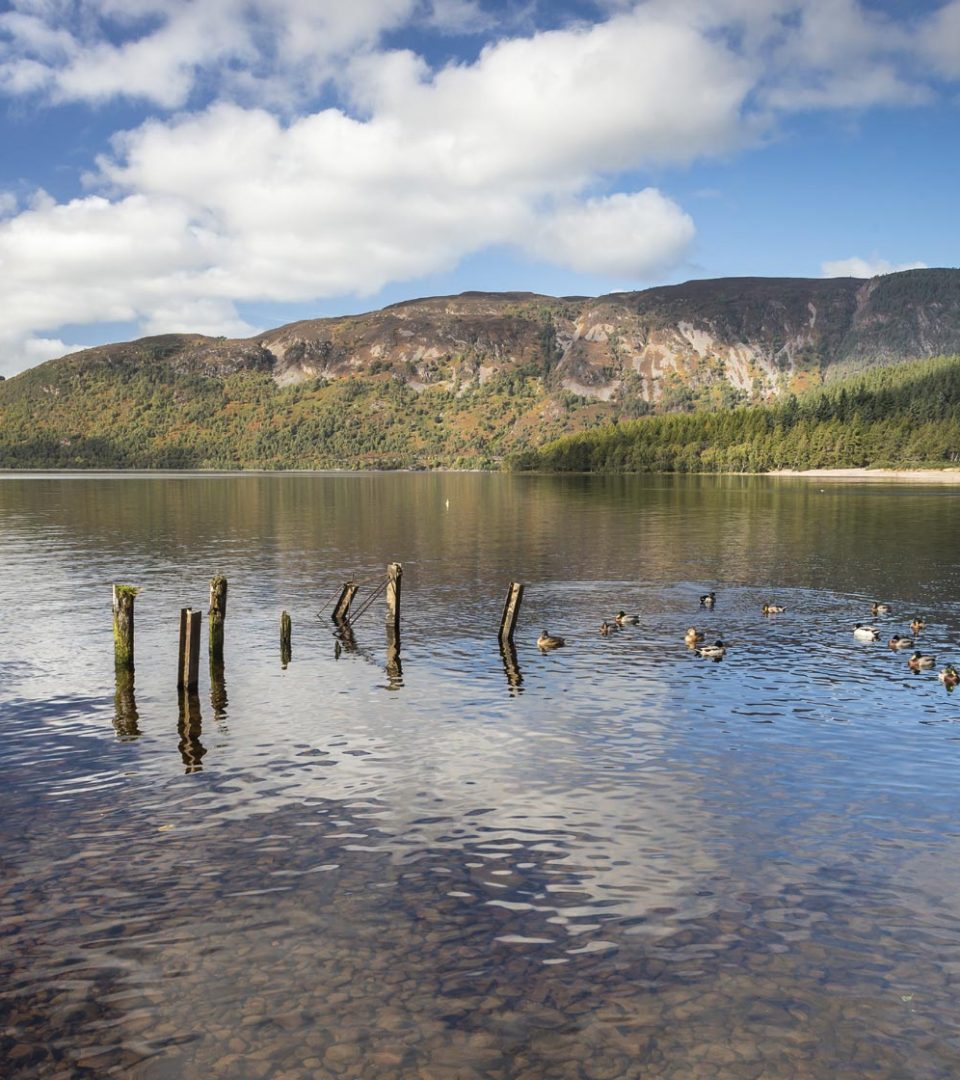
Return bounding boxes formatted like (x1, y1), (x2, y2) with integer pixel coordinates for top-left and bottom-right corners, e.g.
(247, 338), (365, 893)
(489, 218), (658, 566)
(209, 575), (227, 661)
(112, 584), (139, 670)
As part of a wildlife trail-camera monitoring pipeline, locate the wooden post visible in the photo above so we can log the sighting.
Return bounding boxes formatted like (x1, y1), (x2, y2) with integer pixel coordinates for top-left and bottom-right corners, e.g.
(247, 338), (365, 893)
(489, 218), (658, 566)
(112, 584), (139, 670)
(280, 610), (292, 668)
(209, 575), (227, 661)
(333, 582), (358, 622)
(178, 608), (201, 690)
(499, 582), (524, 643)
(386, 563), (402, 636)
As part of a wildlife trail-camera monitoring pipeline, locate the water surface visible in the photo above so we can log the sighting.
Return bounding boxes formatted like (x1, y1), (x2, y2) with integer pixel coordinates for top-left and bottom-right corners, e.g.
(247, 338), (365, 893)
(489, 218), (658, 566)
(2, 472), (960, 1079)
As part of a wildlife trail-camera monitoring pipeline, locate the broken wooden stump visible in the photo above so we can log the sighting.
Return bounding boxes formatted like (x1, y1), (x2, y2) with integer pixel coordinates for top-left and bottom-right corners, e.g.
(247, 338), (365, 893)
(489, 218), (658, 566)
(499, 582), (524, 643)
(178, 608), (201, 691)
(208, 575), (227, 662)
(112, 584), (139, 670)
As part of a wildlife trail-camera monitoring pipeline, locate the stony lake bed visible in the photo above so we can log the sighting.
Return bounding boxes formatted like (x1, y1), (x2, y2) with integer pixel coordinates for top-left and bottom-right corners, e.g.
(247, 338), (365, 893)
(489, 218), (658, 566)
(3, 471), (960, 1079)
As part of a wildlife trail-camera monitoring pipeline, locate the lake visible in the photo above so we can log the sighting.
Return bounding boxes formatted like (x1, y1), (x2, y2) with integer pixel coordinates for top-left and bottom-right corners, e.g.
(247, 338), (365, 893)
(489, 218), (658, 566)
(2, 472), (960, 1079)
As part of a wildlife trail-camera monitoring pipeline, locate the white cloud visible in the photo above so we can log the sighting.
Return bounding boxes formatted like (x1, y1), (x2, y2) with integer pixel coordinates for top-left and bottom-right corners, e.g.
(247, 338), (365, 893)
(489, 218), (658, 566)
(821, 256), (929, 278)
(524, 191), (695, 277)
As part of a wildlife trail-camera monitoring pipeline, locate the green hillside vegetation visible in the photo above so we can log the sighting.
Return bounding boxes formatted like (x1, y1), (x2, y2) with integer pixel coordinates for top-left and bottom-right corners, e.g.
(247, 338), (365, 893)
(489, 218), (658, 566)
(516, 355), (960, 473)
(0, 349), (609, 470)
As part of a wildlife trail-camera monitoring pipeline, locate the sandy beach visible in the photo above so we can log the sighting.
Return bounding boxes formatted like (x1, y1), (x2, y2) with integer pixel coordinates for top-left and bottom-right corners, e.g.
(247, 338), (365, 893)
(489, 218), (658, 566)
(771, 468), (960, 483)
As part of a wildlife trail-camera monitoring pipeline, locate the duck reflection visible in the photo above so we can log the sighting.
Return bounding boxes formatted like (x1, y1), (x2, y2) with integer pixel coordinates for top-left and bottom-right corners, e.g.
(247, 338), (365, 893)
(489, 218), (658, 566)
(177, 690), (207, 773)
(499, 639), (523, 695)
(113, 668), (141, 739)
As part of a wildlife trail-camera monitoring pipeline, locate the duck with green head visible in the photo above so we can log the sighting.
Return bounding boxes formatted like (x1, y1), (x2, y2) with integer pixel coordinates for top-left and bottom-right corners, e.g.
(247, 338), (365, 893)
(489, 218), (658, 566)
(908, 651), (936, 671)
(939, 664), (959, 690)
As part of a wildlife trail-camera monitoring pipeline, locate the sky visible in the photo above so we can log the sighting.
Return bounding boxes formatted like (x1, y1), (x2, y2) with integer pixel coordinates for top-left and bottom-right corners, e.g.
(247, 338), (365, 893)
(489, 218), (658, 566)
(0, 0), (958, 378)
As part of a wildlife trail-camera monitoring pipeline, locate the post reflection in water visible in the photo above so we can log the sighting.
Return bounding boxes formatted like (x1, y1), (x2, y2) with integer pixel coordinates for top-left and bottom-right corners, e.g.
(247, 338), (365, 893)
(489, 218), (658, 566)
(112, 668), (140, 739)
(499, 638), (523, 695)
(177, 690), (206, 773)
(209, 658), (228, 723)
(385, 627), (403, 690)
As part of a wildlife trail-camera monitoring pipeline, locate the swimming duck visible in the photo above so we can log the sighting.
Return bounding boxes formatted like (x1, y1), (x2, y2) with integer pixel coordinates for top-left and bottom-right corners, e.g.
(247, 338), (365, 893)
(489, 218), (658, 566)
(853, 624), (880, 641)
(599, 621), (619, 636)
(939, 664), (959, 690)
(684, 626), (705, 646)
(696, 639), (726, 659)
(872, 602), (892, 616)
(537, 630), (565, 650)
(699, 592), (716, 607)
(888, 634), (915, 650)
(910, 618), (925, 634)
(908, 651), (936, 671)
(762, 604), (786, 615)
(615, 610), (640, 626)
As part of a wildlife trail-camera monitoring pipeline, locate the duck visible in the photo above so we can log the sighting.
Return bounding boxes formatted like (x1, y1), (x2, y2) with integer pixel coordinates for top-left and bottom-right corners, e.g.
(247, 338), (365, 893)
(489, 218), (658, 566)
(908, 651), (936, 671)
(939, 664), (959, 690)
(762, 604), (786, 615)
(888, 634), (915, 650)
(615, 610), (640, 626)
(910, 618), (925, 634)
(699, 592), (716, 607)
(695, 639), (726, 659)
(872, 602), (892, 616)
(684, 626), (705, 646)
(599, 621), (619, 636)
(853, 624), (880, 641)
(537, 630), (565, 650)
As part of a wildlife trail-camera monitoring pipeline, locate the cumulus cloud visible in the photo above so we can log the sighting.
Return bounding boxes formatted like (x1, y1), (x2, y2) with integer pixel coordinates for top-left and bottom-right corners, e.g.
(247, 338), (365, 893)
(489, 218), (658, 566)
(524, 192), (696, 277)
(821, 256), (929, 278)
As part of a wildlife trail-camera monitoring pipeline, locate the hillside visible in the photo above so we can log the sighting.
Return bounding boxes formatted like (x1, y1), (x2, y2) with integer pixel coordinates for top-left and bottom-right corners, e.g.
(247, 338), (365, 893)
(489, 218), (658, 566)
(1, 269), (959, 469)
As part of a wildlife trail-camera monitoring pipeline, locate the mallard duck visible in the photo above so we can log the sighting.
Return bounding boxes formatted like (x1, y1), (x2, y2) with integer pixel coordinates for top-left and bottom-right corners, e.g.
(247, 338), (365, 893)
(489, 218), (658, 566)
(684, 626), (705, 646)
(537, 630), (565, 650)
(699, 592), (716, 607)
(762, 604), (786, 615)
(615, 610), (639, 625)
(939, 664), (959, 690)
(872, 602), (892, 616)
(696, 639), (726, 659)
(888, 634), (915, 650)
(599, 620), (619, 636)
(908, 651), (936, 671)
(910, 618), (925, 634)
(853, 624), (880, 641)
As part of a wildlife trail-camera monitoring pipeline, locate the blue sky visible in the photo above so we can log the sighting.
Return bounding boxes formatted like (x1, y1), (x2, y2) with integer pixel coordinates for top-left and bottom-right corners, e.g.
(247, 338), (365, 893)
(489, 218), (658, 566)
(0, 0), (958, 377)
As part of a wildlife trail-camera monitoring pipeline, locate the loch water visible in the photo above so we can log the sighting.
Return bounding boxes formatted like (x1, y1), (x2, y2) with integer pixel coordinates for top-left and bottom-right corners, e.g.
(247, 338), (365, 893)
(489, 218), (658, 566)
(3, 472), (960, 1079)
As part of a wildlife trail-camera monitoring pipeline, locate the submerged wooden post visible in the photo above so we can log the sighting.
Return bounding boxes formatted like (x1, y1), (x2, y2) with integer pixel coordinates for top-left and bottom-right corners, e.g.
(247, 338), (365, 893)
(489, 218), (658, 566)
(333, 582), (359, 622)
(209, 575), (227, 661)
(280, 610), (292, 668)
(386, 563), (402, 636)
(499, 582), (525, 643)
(178, 608), (201, 690)
(112, 584), (139, 670)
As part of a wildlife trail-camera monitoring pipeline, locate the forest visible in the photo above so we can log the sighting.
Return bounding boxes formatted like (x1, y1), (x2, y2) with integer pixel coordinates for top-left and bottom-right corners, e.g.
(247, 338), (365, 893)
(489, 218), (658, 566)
(515, 355), (960, 473)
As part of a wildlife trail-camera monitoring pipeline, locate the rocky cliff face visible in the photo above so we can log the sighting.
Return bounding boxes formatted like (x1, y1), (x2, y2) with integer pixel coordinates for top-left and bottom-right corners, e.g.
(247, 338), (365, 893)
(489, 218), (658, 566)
(246, 269), (960, 405)
(10, 269), (960, 409)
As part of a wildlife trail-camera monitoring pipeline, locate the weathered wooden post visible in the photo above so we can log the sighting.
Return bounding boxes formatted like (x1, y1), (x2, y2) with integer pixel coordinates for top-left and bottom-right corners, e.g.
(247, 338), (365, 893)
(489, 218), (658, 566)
(332, 582), (358, 623)
(386, 563), (402, 637)
(280, 610), (292, 668)
(112, 584), (139, 670)
(209, 575), (227, 662)
(177, 608), (201, 690)
(499, 582), (524, 643)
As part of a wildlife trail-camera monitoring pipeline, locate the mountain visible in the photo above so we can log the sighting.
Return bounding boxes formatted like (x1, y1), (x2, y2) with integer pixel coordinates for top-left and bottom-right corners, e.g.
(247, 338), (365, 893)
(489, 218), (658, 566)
(1, 268), (959, 469)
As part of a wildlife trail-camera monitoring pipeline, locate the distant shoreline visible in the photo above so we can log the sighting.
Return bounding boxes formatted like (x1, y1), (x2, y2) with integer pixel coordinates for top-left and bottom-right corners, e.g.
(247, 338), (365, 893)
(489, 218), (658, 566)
(770, 468), (960, 483)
